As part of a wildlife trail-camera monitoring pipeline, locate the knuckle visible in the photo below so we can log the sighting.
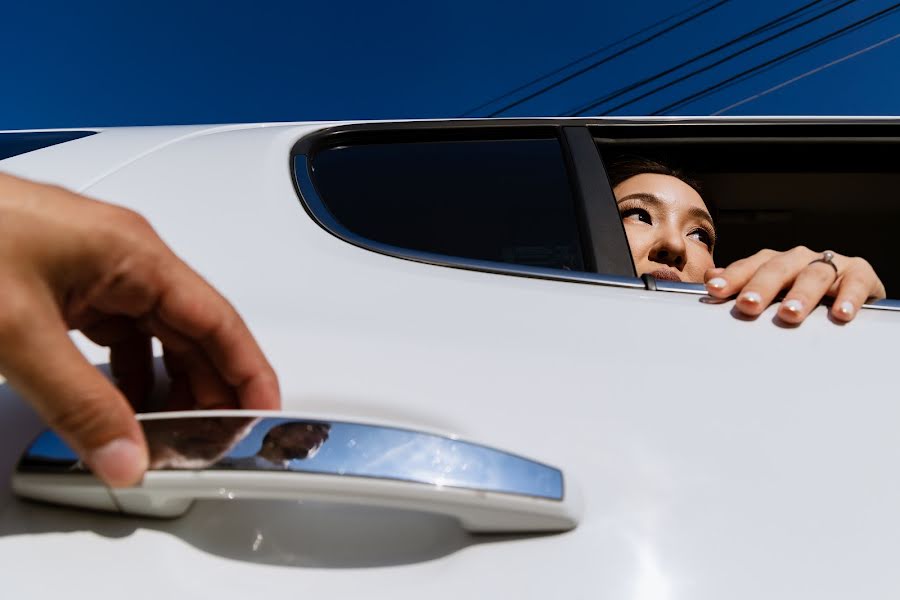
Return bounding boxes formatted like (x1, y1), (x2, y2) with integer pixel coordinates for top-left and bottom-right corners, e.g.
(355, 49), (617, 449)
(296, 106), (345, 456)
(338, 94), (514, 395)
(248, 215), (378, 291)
(44, 389), (116, 445)
(806, 263), (837, 285)
(795, 246), (820, 262)
(46, 388), (134, 454)
(846, 256), (870, 272)
(42, 183), (71, 197)
(0, 288), (34, 343)
(841, 266), (886, 299)
(97, 205), (157, 245)
(843, 259), (877, 282)
(95, 207), (167, 268)
(758, 257), (791, 279)
(113, 206), (155, 235)
(753, 248), (778, 261)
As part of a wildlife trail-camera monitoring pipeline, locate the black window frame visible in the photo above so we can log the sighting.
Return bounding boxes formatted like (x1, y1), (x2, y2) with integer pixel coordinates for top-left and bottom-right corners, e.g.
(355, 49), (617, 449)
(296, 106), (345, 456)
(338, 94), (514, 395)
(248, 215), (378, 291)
(290, 119), (639, 290)
(290, 117), (900, 313)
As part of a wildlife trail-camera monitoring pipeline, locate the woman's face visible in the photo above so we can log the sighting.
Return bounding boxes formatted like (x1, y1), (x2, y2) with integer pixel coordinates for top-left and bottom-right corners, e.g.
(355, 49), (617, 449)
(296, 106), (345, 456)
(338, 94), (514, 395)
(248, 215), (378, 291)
(613, 173), (716, 283)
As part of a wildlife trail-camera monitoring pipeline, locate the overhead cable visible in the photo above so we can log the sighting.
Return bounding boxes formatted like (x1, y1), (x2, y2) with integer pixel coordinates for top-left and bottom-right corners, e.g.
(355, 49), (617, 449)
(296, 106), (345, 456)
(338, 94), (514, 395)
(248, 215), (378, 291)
(591, 0), (858, 116)
(711, 30), (900, 114)
(564, 0), (833, 116)
(458, 0), (720, 117)
(651, 1), (900, 114)
(484, 0), (732, 117)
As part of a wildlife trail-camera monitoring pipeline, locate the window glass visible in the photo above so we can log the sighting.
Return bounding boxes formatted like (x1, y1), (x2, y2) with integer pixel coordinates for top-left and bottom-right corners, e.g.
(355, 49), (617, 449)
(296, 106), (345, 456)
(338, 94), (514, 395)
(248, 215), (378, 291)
(596, 134), (900, 291)
(0, 131), (95, 161)
(309, 138), (585, 271)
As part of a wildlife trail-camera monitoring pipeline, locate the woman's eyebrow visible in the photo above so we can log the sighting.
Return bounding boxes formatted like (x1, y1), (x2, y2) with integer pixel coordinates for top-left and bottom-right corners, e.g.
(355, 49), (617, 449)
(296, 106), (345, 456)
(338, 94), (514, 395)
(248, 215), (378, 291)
(616, 192), (713, 224)
(616, 192), (660, 205)
(686, 206), (714, 224)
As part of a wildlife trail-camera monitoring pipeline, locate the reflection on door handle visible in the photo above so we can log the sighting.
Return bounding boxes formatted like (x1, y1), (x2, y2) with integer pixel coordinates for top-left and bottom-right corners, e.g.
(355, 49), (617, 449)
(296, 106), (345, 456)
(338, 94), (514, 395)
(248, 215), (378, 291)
(13, 410), (580, 533)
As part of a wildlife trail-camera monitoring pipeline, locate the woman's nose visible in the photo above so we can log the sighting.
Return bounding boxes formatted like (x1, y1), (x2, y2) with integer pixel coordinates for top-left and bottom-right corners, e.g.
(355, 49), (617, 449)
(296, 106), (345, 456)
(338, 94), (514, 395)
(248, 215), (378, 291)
(648, 230), (686, 268)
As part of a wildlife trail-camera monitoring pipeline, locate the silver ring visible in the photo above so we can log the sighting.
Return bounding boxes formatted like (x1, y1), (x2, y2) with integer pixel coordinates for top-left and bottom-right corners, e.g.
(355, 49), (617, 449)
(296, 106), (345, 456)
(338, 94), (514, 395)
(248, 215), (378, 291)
(808, 250), (838, 276)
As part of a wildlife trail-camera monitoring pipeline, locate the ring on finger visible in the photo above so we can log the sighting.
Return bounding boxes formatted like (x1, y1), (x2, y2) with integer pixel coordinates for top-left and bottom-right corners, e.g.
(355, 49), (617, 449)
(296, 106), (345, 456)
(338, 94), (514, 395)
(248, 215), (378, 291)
(807, 250), (838, 277)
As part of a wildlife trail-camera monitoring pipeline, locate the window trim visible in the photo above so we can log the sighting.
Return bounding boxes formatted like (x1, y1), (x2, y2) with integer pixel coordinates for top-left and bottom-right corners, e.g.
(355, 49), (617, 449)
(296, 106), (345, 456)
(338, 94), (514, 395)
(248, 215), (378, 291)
(561, 126), (635, 276)
(650, 278), (900, 312)
(290, 120), (641, 289)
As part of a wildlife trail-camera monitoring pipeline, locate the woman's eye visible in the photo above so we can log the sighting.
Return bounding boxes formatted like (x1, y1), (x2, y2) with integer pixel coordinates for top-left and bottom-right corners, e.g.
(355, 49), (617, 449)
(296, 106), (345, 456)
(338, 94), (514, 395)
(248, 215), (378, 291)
(621, 208), (651, 224)
(689, 228), (713, 250)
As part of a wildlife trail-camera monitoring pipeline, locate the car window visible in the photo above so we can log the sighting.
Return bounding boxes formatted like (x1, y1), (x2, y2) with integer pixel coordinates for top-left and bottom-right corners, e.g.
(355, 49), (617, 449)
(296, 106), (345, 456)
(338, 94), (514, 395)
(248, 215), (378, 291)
(306, 136), (586, 271)
(593, 123), (900, 293)
(0, 131), (96, 161)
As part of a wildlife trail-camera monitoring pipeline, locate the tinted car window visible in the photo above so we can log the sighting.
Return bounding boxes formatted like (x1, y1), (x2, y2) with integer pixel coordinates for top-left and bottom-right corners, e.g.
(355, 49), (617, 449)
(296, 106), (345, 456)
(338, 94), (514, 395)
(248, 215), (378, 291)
(594, 129), (900, 292)
(309, 138), (585, 271)
(0, 131), (95, 161)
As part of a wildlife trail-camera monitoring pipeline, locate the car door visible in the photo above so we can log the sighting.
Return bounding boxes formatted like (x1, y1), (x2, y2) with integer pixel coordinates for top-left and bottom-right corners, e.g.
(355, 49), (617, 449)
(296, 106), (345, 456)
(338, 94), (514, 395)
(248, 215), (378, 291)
(1, 118), (899, 600)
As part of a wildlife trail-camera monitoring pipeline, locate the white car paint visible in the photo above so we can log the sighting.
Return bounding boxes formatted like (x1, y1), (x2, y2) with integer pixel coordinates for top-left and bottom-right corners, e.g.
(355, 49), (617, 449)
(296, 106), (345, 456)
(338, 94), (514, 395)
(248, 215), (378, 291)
(0, 121), (897, 599)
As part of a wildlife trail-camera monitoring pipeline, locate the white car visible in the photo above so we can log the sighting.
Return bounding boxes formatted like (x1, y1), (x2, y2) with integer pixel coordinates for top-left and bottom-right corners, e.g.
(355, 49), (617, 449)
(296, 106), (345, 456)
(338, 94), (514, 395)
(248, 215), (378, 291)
(1, 118), (899, 599)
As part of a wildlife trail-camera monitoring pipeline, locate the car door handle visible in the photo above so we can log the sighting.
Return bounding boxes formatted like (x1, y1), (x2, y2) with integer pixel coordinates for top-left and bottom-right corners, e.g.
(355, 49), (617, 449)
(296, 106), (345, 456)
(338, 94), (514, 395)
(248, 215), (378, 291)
(13, 411), (580, 533)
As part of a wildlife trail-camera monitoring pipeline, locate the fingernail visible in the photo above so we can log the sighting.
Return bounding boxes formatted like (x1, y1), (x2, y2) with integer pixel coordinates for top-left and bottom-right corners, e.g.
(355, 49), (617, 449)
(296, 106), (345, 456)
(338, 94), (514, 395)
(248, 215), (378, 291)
(87, 438), (147, 488)
(783, 299), (804, 314)
(707, 277), (727, 290)
(839, 301), (855, 317)
(740, 291), (762, 305)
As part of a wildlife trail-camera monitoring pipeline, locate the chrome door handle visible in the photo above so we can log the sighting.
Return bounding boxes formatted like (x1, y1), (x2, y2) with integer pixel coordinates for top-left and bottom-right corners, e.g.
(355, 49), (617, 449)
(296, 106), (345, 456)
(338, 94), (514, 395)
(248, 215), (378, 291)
(13, 411), (580, 533)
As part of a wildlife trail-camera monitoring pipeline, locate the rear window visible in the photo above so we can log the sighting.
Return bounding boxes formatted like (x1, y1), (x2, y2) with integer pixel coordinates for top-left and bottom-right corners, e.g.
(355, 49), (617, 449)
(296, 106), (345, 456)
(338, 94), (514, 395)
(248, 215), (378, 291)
(0, 131), (96, 161)
(593, 125), (900, 292)
(308, 138), (585, 271)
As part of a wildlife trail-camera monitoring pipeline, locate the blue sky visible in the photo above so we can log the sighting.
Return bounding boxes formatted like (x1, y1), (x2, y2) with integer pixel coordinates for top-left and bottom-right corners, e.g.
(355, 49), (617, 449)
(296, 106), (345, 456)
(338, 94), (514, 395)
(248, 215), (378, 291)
(1, 0), (898, 129)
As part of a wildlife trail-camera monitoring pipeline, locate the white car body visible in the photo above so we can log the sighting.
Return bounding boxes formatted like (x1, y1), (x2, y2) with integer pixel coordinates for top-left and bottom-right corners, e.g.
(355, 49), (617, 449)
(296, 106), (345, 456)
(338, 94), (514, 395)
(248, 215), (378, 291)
(0, 120), (898, 599)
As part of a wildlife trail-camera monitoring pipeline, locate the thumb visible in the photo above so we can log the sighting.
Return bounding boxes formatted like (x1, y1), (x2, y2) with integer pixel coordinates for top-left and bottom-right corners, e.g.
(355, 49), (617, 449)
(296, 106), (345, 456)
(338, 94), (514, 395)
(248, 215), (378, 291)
(1, 316), (148, 487)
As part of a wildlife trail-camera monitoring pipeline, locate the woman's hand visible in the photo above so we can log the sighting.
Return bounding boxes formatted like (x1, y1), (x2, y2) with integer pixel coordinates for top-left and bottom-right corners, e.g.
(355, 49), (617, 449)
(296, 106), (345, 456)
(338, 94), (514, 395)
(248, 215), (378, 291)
(703, 246), (886, 324)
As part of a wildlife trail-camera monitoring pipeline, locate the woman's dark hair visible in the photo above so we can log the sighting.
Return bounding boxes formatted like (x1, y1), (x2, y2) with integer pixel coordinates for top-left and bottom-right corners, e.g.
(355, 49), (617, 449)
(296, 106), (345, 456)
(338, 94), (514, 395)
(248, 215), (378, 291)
(605, 154), (717, 224)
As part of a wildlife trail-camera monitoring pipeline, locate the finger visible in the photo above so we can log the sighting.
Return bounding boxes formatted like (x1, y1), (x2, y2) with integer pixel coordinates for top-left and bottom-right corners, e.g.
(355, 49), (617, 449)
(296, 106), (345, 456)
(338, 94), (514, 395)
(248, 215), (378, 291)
(82, 317), (154, 410)
(778, 261), (838, 324)
(144, 314), (237, 410)
(172, 348), (238, 410)
(82, 220), (279, 411)
(704, 249), (779, 298)
(704, 267), (724, 280)
(163, 373), (194, 411)
(0, 308), (147, 487)
(110, 333), (154, 410)
(733, 247), (816, 316)
(831, 274), (871, 322)
(831, 261), (886, 322)
(155, 345), (191, 410)
(154, 260), (280, 410)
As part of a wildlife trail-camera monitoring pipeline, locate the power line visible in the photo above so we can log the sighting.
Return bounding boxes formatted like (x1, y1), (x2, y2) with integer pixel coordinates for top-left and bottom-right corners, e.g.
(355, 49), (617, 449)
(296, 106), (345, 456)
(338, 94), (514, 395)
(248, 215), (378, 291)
(652, 1), (900, 114)
(485, 0), (732, 117)
(711, 30), (900, 114)
(563, 0), (833, 116)
(458, 0), (720, 117)
(589, 0), (858, 116)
